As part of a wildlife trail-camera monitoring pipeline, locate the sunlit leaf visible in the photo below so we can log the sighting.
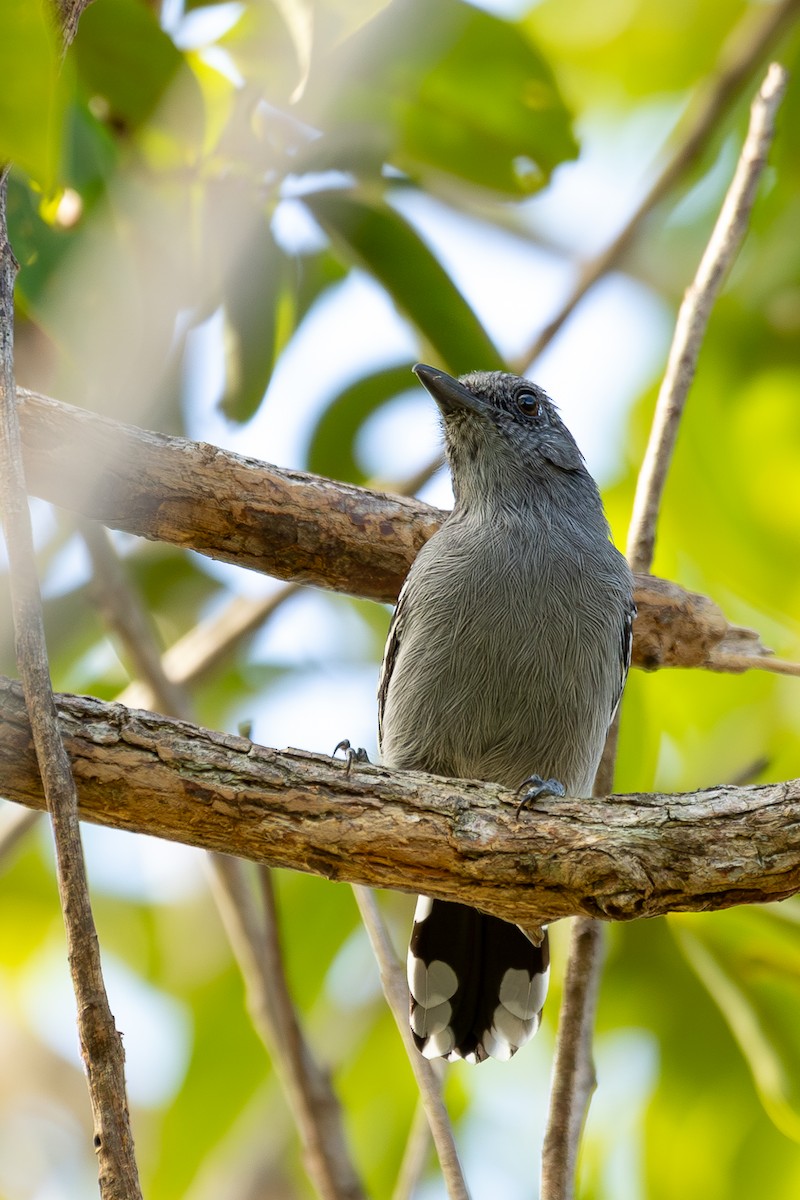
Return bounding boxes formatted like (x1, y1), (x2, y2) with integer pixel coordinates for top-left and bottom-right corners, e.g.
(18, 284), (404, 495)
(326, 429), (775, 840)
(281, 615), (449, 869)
(0, 0), (67, 189)
(298, 0), (578, 195)
(304, 188), (504, 372)
(73, 0), (186, 131)
(220, 219), (286, 422)
(305, 362), (417, 485)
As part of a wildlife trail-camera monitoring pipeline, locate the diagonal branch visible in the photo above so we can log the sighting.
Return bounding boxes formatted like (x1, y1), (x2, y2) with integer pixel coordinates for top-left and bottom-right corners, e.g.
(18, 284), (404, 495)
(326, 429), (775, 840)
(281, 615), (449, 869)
(1, 676), (799, 926)
(627, 62), (788, 573)
(14, 389), (797, 678)
(513, 0), (800, 371)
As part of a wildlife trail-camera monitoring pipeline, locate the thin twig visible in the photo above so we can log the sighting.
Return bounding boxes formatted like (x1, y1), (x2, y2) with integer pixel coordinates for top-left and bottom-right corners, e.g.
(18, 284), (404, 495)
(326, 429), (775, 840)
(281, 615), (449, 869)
(391, 1098), (433, 1200)
(352, 888), (469, 1200)
(540, 919), (605, 1199)
(0, 804), (40, 868)
(0, 172), (142, 1198)
(54, 0), (96, 50)
(117, 583), (300, 711)
(80, 518), (192, 716)
(209, 859), (365, 1200)
(539, 63), (788, 1200)
(514, 3), (799, 371)
(627, 63), (788, 573)
(539, 715), (618, 1200)
(82, 519), (364, 1199)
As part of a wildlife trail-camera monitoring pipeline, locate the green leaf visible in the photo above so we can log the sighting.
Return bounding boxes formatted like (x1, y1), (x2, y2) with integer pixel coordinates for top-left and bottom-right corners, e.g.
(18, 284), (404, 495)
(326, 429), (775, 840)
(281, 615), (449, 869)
(304, 188), (504, 372)
(72, 0), (186, 131)
(0, 0), (67, 189)
(306, 362), (417, 484)
(6, 173), (72, 316)
(673, 907), (800, 1140)
(220, 219), (286, 422)
(298, 0), (578, 196)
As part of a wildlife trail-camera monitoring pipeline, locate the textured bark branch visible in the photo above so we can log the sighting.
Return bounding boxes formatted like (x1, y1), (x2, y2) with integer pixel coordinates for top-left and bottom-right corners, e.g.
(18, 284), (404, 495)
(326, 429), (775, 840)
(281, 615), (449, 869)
(53, 0), (95, 50)
(2, 677), (799, 926)
(15, 389), (797, 678)
(0, 178), (142, 1199)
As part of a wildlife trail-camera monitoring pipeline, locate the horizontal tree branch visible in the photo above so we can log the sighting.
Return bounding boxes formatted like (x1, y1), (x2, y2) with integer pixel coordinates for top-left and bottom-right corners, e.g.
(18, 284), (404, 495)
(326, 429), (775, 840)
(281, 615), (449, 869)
(2, 676), (798, 926)
(16, 390), (796, 676)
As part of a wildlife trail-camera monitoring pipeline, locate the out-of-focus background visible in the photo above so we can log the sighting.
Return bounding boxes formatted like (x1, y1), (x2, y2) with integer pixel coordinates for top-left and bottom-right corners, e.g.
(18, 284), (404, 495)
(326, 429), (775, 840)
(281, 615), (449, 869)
(1, 0), (800, 1196)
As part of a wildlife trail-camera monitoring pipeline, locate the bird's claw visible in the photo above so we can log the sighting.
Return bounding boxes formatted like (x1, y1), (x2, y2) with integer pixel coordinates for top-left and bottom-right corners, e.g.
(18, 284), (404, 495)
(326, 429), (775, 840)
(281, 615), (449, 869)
(333, 739), (371, 776)
(515, 774), (565, 818)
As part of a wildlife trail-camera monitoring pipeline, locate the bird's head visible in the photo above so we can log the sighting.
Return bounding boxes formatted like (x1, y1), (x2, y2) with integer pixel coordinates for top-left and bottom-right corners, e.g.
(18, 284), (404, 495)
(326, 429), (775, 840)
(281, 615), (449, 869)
(413, 364), (591, 513)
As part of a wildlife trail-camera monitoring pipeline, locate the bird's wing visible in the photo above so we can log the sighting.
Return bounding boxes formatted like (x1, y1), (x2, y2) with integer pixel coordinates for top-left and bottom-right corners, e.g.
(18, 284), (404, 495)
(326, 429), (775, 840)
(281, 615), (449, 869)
(610, 601), (636, 726)
(377, 577), (410, 753)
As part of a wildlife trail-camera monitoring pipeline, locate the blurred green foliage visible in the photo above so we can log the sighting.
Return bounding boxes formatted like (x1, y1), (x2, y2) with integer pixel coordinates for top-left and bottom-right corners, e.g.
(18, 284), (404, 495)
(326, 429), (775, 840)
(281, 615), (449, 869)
(0, 0), (799, 1198)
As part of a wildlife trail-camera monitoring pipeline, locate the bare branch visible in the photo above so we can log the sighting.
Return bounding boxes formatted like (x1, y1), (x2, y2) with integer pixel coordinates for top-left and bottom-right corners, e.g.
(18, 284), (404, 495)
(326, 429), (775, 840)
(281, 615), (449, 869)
(352, 888), (468, 1200)
(539, 716), (619, 1200)
(0, 177), (142, 1198)
(2, 677), (799, 925)
(53, 0), (95, 49)
(514, 2), (800, 371)
(209, 860), (366, 1200)
(627, 63), (788, 573)
(0, 804), (40, 868)
(392, 1100), (433, 1200)
(15, 389), (795, 677)
(118, 584), (301, 711)
(540, 920), (604, 1199)
(80, 518), (192, 717)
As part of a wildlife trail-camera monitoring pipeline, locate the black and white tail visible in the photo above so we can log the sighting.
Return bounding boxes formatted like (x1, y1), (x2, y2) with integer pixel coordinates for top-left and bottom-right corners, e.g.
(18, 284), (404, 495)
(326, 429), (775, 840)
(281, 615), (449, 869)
(407, 897), (549, 1063)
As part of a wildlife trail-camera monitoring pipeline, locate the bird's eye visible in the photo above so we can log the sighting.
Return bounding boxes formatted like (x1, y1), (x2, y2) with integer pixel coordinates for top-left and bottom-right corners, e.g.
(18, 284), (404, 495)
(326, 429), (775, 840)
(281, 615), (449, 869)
(516, 391), (543, 418)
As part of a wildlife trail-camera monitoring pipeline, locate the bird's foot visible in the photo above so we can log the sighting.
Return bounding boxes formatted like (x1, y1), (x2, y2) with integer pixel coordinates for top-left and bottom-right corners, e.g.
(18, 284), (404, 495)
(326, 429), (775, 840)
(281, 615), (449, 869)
(515, 774), (565, 818)
(332, 739), (371, 776)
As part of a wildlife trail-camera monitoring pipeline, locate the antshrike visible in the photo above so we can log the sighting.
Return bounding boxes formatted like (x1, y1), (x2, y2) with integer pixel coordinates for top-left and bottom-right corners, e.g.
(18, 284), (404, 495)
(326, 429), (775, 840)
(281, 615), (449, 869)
(376, 364), (634, 1062)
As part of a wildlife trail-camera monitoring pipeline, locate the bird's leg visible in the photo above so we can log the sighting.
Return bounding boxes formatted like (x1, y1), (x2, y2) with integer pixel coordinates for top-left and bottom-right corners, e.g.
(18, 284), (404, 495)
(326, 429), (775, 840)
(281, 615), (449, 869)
(515, 774), (565, 818)
(332, 738), (371, 776)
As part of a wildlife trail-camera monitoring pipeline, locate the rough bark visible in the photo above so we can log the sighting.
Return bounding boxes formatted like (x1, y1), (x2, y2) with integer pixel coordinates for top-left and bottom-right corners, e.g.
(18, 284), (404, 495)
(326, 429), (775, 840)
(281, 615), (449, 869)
(14, 389), (784, 676)
(1, 676), (798, 927)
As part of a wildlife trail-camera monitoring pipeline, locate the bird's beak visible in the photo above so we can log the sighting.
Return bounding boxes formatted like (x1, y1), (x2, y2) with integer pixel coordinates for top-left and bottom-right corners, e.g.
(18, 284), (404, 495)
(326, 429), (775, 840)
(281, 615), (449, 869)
(413, 364), (484, 417)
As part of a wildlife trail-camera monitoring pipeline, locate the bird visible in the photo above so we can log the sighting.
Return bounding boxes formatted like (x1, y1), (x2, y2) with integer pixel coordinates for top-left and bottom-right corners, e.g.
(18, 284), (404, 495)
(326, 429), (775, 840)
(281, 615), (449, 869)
(376, 363), (635, 1063)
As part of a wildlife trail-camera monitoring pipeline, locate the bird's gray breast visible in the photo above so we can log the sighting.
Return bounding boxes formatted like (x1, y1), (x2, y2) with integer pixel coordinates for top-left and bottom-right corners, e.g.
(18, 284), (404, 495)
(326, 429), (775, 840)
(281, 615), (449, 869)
(379, 515), (628, 795)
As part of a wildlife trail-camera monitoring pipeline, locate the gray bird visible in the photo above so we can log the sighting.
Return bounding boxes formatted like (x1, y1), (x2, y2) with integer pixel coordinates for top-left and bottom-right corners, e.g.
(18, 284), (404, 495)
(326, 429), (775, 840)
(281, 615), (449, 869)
(378, 364), (635, 1063)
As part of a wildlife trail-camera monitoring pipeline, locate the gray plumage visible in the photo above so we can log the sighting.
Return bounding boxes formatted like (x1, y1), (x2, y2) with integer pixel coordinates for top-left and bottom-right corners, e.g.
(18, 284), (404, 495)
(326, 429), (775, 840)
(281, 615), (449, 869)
(378, 364), (634, 1063)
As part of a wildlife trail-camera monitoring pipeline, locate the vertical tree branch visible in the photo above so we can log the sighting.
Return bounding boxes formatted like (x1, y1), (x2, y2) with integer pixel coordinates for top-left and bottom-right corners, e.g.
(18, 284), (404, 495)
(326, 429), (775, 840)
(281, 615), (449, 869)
(540, 721), (617, 1199)
(352, 888), (469, 1200)
(0, 172), (142, 1198)
(540, 920), (605, 1198)
(539, 63), (787, 1200)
